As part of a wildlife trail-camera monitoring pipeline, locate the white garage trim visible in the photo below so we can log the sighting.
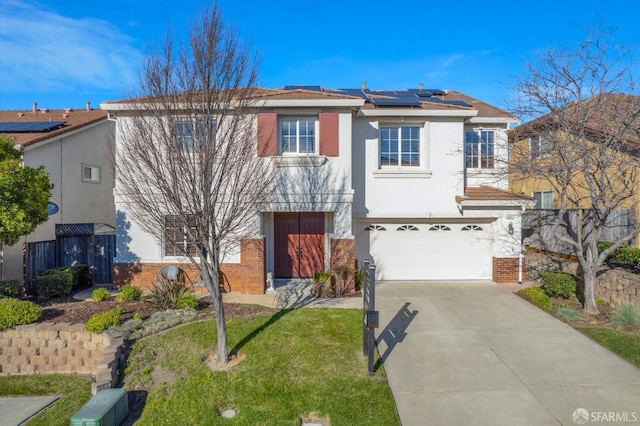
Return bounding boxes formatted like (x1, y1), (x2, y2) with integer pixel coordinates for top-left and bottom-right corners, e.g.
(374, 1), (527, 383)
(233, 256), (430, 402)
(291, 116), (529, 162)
(357, 221), (494, 280)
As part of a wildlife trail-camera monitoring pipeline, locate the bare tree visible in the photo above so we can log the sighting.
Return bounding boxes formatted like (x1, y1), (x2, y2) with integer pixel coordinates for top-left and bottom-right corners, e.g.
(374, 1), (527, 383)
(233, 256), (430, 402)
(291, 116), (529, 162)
(113, 4), (274, 364)
(509, 24), (640, 314)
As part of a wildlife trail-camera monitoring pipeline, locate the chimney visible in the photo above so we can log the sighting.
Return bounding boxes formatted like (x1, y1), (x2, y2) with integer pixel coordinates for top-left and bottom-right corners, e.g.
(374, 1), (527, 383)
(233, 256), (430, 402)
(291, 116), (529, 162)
(419, 82), (423, 92)
(32, 102), (37, 116)
(361, 81), (367, 91)
(85, 101), (90, 111)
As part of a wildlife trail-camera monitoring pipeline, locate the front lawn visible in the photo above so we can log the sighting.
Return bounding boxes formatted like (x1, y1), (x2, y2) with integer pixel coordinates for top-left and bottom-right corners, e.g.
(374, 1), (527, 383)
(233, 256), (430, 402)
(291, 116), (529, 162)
(0, 308), (400, 425)
(124, 308), (399, 425)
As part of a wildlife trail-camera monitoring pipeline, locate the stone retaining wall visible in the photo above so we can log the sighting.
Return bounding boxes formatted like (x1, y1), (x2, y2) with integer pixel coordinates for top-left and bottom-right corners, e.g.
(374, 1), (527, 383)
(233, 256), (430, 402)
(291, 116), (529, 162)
(0, 323), (124, 390)
(525, 250), (640, 307)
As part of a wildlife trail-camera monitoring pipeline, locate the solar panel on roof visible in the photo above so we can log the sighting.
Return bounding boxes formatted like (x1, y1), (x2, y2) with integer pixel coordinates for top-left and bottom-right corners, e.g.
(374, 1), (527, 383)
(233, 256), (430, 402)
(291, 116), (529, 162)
(334, 89), (369, 99)
(0, 121), (66, 133)
(283, 85), (322, 92)
(370, 97), (422, 107)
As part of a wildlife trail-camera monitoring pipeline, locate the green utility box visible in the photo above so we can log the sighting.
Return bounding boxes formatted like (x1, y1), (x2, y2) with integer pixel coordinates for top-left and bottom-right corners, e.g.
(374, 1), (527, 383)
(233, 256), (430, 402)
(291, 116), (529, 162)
(70, 388), (129, 426)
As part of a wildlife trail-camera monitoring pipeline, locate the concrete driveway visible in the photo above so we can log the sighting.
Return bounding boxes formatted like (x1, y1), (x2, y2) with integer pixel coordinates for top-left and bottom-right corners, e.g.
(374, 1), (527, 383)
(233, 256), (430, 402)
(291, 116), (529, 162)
(375, 281), (640, 426)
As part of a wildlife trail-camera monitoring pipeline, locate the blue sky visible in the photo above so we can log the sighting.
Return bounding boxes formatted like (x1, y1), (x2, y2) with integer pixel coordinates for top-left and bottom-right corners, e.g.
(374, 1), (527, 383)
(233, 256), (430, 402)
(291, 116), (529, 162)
(0, 0), (638, 113)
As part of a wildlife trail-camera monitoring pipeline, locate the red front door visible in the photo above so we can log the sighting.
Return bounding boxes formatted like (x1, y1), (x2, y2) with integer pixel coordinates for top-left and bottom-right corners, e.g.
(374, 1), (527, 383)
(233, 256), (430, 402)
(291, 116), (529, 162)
(274, 212), (324, 278)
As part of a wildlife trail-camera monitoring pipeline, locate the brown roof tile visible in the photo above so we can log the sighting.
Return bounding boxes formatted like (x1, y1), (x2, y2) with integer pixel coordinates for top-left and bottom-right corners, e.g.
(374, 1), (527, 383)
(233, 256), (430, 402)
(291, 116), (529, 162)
(462, 185), (534, 201)
(0, 108), (107, 147)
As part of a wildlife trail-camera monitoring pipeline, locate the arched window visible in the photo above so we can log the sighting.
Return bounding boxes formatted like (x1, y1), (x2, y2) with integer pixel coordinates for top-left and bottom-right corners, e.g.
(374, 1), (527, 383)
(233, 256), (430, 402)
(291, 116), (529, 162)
(397, 225), (419, 231)
(461, 225), (483, 231)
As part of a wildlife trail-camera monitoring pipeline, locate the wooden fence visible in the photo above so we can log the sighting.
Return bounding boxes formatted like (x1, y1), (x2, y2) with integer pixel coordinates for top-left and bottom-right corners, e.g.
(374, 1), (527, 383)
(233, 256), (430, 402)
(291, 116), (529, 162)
(522, 209), (636, 255)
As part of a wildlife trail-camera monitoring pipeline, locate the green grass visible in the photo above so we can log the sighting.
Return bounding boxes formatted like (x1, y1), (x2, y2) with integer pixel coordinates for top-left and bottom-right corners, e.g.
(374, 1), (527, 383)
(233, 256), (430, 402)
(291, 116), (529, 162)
(0, 374), (92, 425)
(124, 308), (400, 425)
(0, 308), (399, 425)
(576, 327), (640, 367)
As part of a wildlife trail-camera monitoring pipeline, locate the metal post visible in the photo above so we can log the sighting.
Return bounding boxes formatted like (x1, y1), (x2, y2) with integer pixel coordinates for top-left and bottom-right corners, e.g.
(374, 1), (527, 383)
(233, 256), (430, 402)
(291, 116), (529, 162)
(362, 258), (370, 356)
(367, 263), (376, 376)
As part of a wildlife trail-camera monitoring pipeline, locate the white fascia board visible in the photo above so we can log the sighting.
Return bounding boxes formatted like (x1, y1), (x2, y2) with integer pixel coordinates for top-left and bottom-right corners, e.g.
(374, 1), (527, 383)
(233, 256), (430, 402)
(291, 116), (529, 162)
(358, 109), (478, 118)
(458, 200), (534, 208)
(257, 99), (365, 108)
(467, 117), (519, 124)
(354, 212), (469, 220)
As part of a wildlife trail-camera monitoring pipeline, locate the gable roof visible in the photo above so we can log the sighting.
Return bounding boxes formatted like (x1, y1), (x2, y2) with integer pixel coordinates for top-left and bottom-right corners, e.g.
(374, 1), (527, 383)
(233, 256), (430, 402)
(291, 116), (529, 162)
(510, 93), (640, 147)
(102, 86), (517, 120)
(0, 107), (107, 147)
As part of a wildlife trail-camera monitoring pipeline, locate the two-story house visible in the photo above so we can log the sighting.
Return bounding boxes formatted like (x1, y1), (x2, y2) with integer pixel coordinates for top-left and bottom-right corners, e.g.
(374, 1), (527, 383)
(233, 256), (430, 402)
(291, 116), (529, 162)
(103, 86), (532, 294)
(509, 93), (640, 246)
(0, 103), (115, 289)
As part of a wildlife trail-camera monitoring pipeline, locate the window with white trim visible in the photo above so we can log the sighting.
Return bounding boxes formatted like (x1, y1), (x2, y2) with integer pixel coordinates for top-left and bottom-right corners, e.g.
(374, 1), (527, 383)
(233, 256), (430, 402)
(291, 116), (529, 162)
(530, 135), (551, 159)
(164, 214), (198, 257)
(461, 225), (483, 231)
(465, 130), (494, 169)
(380, 125), (420, 166)
(280, 117), (317, 154)
(429, 225), (451, 231)
(82, 165), (101, 183)
(533, 191), (553, 209)
(172, 118), (216, 153)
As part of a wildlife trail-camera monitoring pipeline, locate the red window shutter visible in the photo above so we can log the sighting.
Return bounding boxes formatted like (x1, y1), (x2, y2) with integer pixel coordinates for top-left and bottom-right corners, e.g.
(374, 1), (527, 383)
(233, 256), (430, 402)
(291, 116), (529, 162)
(319, 112), (339, 156)
(257, 113), (277, 157)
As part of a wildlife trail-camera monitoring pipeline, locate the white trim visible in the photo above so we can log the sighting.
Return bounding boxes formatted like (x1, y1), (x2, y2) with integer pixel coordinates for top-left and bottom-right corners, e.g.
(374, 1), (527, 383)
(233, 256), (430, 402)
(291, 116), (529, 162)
(272, 156), (327, 167)
(467, 117), (518, 124)
(457, 200), (535, 207)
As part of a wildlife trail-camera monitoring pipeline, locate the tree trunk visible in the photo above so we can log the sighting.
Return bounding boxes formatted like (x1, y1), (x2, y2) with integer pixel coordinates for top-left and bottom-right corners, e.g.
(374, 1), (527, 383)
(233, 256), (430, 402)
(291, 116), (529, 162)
(582, 267), (599, 315)
(212, 288), (228, 364)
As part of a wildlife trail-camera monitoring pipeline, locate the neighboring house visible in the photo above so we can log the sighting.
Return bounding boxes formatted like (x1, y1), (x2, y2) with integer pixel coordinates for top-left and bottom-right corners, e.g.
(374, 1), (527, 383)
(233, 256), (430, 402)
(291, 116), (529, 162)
(103, 86), (532, 294)
(0, 103), (115, 289)
(508, 93), (640, 246)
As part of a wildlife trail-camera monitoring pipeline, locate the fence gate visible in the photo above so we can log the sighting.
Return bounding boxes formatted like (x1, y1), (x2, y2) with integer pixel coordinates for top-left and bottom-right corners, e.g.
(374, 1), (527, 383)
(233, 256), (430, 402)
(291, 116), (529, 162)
(25, 224), (115, 291)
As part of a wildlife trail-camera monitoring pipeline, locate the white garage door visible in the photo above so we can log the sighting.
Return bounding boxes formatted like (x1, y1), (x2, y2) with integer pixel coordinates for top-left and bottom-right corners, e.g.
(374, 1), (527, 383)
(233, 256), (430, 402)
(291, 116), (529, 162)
(361, 222), (493, 280)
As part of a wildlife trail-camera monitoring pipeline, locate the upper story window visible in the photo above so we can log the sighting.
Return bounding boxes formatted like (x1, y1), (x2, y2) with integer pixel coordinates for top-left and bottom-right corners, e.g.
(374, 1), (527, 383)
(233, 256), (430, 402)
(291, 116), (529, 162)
(530, 135), (551, 159)
(465, 130), (494, 169)
(280, 118), (317, 154)
(533, 191), (553, 209)
(172, 118), (216, 153)
(380, 125), (420, 167)
(82, 164), (101, 183)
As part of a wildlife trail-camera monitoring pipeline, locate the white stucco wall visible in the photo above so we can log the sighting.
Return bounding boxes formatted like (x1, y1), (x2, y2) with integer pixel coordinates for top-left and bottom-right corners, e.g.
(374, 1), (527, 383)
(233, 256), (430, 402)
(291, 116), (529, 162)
(1, 120), (115, 281)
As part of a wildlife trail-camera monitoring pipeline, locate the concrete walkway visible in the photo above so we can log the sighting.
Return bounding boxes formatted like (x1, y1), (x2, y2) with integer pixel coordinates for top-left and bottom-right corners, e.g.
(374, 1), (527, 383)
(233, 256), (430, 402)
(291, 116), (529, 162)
(375, 281), (640, 425)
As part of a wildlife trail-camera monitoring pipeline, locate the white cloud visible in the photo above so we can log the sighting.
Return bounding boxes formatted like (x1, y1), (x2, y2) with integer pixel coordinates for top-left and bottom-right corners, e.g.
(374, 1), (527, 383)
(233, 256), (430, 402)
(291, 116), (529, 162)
(0, 0), (141, 95)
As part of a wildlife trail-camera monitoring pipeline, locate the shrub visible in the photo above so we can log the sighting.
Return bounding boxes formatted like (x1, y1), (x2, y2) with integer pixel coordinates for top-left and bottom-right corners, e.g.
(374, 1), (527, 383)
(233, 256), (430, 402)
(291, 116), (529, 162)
(312, 271), (333, 298)
(116, 285), (142, 302)
(556, 307), (582, 321)
(609, 303), (640, 331)
(517, 286), (553, 311)
(35, 272), (73, 298)
(91, 287), (111, 302)
(0, 298), (42, 330)
(177, 294), (198, 309)
(39, 265), (91, 290)
(85, 306), (124, 333)
(612, 245), (640, 268)
(148, 279), (194, 309)
(539, 272), (577, 299)
(333, 265), (355, 296)
(0, 280), (24, 299)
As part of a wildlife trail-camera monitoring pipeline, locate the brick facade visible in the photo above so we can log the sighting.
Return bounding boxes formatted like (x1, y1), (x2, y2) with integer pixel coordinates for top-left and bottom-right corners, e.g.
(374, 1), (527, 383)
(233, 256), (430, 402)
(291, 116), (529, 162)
(492, 257), (525, 283)
(330, 238), (356, 271)
(114, 238), (266, 295)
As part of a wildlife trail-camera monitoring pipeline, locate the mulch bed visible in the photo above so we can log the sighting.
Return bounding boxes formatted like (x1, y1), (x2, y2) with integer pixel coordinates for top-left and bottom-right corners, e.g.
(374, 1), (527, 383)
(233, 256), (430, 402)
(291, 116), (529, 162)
(36, 297), (278, 325)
